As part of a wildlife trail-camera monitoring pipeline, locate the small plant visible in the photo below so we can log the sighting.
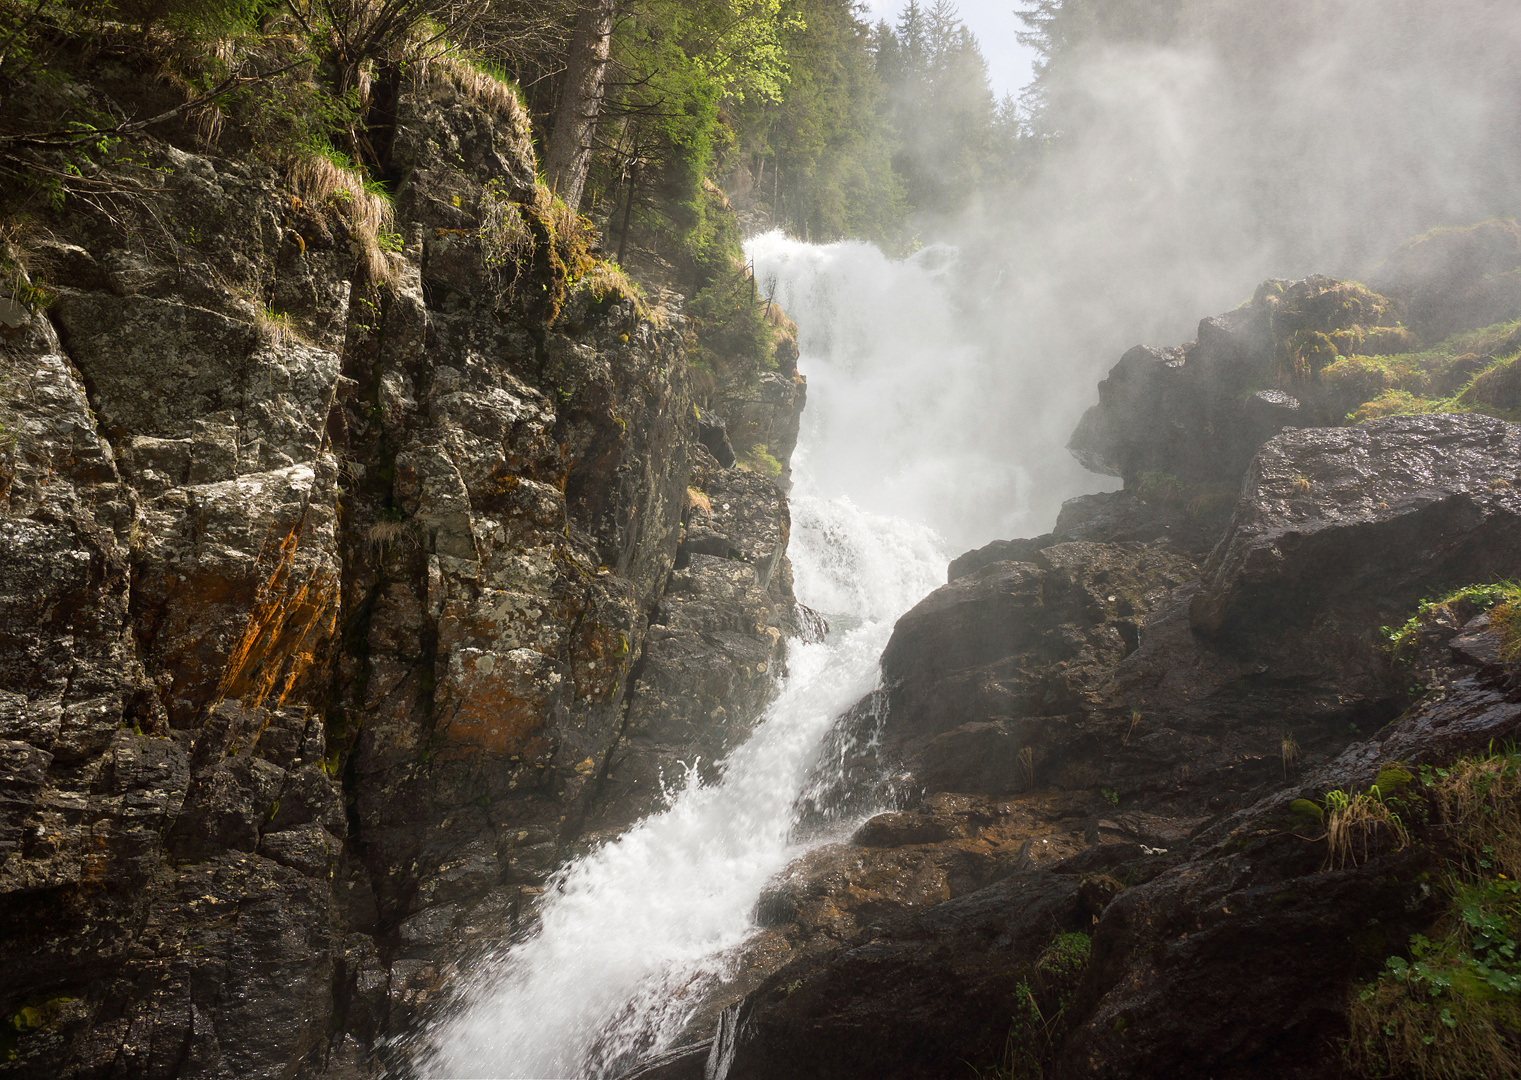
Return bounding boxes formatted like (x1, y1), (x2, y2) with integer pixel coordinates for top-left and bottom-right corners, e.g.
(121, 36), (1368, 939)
(1322, 783), (1410, 870)
(574, 260), (649, 320)
(1121, 709), (1142, 746)
(1281, 732), (1300, 778)
(1101, 787), (1120, 807)
(738, 444), (783, 478)
(980, 931), (1093, 1080)
(1383, 581), (1521, 666)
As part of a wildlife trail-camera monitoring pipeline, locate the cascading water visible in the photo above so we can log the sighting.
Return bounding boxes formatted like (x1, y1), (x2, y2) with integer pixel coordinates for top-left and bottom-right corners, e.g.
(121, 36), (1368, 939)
(417, 234), (987, 1079)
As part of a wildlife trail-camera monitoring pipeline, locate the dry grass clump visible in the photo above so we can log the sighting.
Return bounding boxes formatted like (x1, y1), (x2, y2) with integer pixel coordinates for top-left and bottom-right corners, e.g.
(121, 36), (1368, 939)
(684, 487), (712, 516)
(575, 261), (649, 320)
(286, 152), (400, 284)
(416, 54), (532, 145)
(254, 304), (301, 346)
(1281, 732), (1300, 778)
(365, 518), (418, 557)
(1323, 786), (1410, 870)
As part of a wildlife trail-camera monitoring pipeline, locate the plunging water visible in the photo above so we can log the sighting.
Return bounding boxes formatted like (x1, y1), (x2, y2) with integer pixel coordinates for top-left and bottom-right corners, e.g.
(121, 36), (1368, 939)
(418, 236), (984, 1078)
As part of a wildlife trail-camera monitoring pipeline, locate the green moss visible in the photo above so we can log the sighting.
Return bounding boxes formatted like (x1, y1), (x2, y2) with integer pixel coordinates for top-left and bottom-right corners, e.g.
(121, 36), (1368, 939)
(1371, 766), (1415, 799)
(1286, 329), (1342, 380)
(1136, 470), (1182, 505)
(738, 444), (783, 478)
(1290, 798), (1326, 830)
(3, 993), (78, 1059)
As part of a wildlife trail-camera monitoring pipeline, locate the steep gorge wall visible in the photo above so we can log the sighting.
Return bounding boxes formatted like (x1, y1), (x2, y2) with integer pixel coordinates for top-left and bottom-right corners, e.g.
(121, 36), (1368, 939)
(0, 68), (802, 1078)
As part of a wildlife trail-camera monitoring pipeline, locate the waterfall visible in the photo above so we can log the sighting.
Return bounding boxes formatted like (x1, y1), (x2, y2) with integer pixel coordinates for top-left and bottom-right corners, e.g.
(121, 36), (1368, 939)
(415, 234), (974, 1079)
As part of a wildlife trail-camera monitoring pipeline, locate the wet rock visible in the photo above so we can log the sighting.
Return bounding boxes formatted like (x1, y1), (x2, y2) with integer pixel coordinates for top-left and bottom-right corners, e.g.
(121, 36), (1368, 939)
(711, 872), (1085, 1080)
(1191, 413), (1521, 640)
(1067, 276), (1405, 489)
(879, 542), (1197, 794)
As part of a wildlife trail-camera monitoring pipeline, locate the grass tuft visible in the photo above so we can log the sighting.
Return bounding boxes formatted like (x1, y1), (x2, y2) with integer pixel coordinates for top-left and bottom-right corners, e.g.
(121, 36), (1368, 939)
(286, 149), (399, 285)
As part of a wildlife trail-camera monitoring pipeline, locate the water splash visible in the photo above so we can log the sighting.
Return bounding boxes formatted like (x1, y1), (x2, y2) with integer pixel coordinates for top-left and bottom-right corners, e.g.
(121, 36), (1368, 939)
(417, 515), (943, 1078)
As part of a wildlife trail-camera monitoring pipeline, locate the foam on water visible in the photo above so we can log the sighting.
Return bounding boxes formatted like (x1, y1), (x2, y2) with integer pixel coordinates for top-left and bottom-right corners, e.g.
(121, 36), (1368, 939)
(419, 234), (962, 1078)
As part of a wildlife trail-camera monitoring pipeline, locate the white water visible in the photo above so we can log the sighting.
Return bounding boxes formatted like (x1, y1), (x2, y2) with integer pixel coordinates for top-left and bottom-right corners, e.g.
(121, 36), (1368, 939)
(417, 234), (965, 1079)
(750, 232), (1068, 550)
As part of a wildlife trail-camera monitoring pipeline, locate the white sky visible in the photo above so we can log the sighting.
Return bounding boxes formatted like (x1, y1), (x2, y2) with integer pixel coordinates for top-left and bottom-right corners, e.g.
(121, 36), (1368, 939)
(860, 0), (1040, 100)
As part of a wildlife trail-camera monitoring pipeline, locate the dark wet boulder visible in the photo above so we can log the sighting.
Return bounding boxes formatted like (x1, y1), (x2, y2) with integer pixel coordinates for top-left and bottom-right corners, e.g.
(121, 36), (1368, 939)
(1191, 413), (1521, 640)
(709, 872), (1085, 1080)
(879, 543), (1197, 795)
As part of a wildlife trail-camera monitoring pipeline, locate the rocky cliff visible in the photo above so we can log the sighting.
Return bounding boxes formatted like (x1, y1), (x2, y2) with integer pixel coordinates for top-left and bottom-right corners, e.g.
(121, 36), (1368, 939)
(0, 54), (803, 1078)
(640, 257), (1521, 1080)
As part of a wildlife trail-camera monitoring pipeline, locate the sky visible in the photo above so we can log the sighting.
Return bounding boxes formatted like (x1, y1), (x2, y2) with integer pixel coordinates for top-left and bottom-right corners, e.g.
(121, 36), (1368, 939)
(860, 0), (1040, 99)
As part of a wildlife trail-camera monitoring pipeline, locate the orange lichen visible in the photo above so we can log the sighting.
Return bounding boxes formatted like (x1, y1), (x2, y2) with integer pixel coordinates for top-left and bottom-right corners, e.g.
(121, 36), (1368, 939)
(435, 657), (552, 758)
(213, 519), (339, 713)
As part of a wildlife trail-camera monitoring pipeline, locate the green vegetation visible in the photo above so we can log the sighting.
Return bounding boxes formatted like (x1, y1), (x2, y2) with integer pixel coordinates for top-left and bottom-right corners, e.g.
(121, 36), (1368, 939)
(1319, 319), (1521, 424)
(1382, 582), (1521, 668)
(738, 444), (783, 478)
(1347, 747), (1521, 1078)
(972, 930), (1093, 1080)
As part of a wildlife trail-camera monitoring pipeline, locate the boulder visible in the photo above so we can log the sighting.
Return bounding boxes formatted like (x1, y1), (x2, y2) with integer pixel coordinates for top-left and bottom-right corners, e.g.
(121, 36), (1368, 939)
(1191, 413), (1521, 639)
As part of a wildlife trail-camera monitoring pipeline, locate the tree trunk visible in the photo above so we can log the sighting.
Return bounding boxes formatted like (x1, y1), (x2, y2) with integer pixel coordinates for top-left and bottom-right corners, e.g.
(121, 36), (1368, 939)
(544, 0), (616, 211)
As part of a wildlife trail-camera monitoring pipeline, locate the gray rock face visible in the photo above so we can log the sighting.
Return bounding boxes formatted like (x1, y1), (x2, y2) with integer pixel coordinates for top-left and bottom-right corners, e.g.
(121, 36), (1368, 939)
(0, 69), (802, 1078)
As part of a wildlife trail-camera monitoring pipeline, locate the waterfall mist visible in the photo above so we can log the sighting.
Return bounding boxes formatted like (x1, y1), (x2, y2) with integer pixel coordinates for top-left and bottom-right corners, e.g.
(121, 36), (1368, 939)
(763, 0), (1521, 551)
